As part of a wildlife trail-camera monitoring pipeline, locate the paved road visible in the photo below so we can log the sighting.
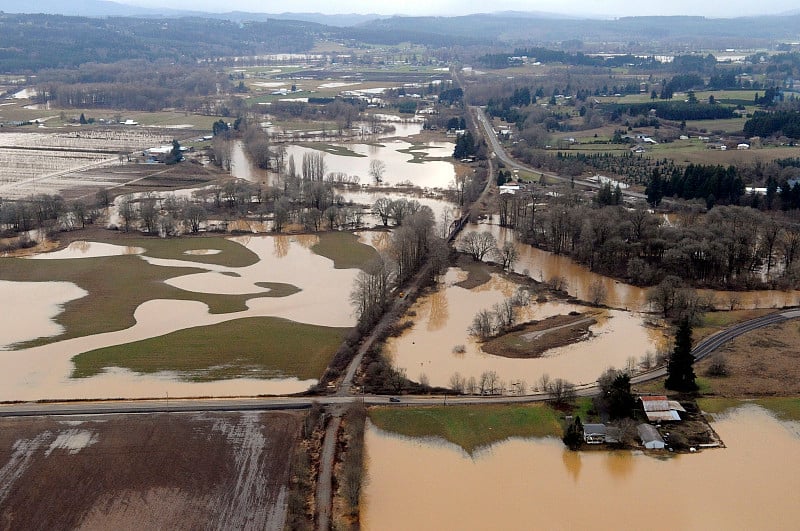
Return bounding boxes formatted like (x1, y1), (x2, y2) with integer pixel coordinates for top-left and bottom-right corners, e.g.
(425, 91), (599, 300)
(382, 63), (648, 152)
(631, 309), (800, 384)
(472, 106), (649, 201)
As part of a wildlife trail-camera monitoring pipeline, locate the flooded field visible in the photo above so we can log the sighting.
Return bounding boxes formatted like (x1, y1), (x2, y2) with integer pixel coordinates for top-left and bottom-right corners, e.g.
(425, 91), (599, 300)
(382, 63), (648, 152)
(467, 221), (800, 311)
(362, 404), (800, 531)
(285, 140), (456, 189)
(0, 280), (87, 350)
(0, 235), (360, 400)
(26, 241), (145, 260)
(230, 140), (262, 182)
(385, 269), (663, 389)
(340, 189), (460, 230)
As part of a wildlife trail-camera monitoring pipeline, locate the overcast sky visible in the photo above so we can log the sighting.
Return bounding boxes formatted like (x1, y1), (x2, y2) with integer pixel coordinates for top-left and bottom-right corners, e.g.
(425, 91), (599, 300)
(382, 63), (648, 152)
(126, 0), (797, 18)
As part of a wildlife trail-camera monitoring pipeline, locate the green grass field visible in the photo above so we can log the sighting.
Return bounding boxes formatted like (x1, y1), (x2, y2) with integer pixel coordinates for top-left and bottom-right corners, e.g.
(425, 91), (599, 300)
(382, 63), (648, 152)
(311, 231), (378, 270)
(134, 236), (260, 267)
(303, 143), (366, 157)
(369, 404), (562, 454)
(697, 397), (800, 421)
(71, 316), (347, 381)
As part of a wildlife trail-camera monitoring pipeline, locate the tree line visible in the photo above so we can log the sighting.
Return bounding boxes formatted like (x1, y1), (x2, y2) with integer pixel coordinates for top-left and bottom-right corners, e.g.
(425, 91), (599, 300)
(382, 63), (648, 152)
(0, 14), (319, 73)
(646, 164), (745, 208)
(744, 110), (800, 139)
(502, 189), (800, 289)
(604, 101), (735, 121)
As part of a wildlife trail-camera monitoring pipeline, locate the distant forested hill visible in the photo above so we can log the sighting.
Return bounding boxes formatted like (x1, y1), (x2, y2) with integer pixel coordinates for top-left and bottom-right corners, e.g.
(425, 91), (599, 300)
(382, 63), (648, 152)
(361, 13), (800, 47)
(0, 13), (318, 72)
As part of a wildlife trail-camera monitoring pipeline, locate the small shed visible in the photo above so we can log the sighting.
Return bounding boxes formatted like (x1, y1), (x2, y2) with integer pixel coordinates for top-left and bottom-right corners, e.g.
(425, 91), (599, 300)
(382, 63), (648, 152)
(583, 424), (607, 444)
(638, 424), (666, 449)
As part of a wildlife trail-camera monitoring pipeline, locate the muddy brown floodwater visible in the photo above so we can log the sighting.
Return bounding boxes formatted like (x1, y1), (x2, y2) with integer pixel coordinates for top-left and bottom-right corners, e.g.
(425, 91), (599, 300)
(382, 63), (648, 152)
(362, 404), (800, 531)
(25, 241), (145, 260)
(386, 269), (664, 388)
(0, 235), (358, 400)
(285, 141), (456, 189)
(0, 280), (87, 350)
(465, 220), (800, 311)
(341, 189), (460, 232)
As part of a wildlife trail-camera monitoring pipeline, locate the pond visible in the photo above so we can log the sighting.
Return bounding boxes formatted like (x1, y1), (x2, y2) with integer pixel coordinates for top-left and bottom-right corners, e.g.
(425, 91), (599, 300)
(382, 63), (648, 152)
(362, 403), (800, 531)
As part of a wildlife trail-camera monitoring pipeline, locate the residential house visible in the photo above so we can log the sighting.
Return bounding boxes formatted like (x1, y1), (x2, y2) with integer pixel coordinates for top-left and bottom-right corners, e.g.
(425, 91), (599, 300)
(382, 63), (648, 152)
(583, 424), (607, 444)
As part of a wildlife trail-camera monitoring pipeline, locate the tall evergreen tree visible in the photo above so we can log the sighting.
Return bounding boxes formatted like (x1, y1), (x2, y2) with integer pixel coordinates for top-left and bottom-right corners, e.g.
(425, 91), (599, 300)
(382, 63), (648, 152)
(562, 415), (583, 450)
(646, 168), (663, 207)
(665, 318), (698, 392)
(606, 373), (636, 420)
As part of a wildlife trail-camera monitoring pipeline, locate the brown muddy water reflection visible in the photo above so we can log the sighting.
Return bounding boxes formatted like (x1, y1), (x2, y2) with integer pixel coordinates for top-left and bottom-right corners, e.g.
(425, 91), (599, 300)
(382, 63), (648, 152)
(386, 269), (664, 388)
(0, 235), (356, 400)
(230, 140), (264, 183)
(341, 189), (460, 233)
(467, 221), (800, 311)
(362, 405), (800, 531)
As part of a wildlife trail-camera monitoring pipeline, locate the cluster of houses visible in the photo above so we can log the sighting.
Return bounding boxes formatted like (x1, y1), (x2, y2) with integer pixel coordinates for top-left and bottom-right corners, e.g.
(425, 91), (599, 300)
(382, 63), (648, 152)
(582, 395), (687, 450)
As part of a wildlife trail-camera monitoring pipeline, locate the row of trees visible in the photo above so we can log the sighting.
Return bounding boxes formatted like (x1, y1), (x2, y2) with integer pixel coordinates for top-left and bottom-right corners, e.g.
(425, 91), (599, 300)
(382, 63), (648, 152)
(744, 110), (800, 139)
(646, 165), (745, 207)
(502, 187), (800, 289)
(350, 206), (449, 332)
(459, 231), (519, 270)
(605, 101), (735, 121)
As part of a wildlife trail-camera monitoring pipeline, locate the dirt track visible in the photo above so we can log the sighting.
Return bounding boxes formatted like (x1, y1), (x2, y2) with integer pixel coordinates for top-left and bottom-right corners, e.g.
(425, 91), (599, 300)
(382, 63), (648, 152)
(482, 313), (598, 358)
(0, 412), (301, 530)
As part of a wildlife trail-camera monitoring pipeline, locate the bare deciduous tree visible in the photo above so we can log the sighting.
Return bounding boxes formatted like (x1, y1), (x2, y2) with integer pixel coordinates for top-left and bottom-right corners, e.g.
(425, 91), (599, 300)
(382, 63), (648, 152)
(369, 159), (386, 184)
(449, 372), (465, 393)
(493, 241), (519, 271)
(460, 231), (497, 261)
(546, 378), (576, 405)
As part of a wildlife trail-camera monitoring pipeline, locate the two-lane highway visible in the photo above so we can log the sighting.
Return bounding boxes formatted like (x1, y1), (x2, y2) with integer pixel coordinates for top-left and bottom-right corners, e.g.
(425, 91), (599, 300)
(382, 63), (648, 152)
(472, 106), (649, 201)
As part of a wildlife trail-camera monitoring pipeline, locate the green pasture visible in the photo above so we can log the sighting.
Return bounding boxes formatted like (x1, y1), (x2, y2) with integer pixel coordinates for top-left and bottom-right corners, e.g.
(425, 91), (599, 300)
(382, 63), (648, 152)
(71, 316), (347, 382)
(369, 404), (562, 454)
(311, 231), (379, 270)
(698, 397), (800, 421)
